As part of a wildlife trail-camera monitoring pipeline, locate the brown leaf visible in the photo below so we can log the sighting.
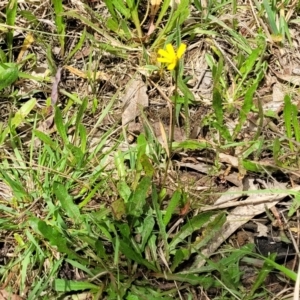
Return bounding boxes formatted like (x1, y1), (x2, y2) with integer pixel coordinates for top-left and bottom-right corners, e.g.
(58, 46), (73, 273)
(122, 76), (148, 126)
(273, 71), (300, 86)
(146, 0), (162, 36)
(190, 183), (300, 269)
(64, 65), (109, 81)
(51, 67), (62, 106)
(0, 290), (23, 300)
(17, 33), (34, 63)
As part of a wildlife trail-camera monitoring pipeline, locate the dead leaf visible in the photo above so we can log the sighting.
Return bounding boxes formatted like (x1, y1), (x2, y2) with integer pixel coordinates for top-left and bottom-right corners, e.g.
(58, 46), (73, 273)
(0, 290), (23, 300)
(64, 65), (109, 81)
(17, 33), (34, 63)
(147, 0), (162, 36)
(214, 186), (244, 205)
(273, 70), (300, 86)
(219, 153), (238, 168)
(254, 221), (269, 237)
(122, 76), (148, 125)
(0, 181), (13, 202)
(187, 183), (300, 269)
(151, 122), (186, 143)
(262, 83), (284, 113)
(150, 0), (161, 5)
(159, 120), (169, 157)
(51, 67), (62, 106)
(177, 162), (211, 174)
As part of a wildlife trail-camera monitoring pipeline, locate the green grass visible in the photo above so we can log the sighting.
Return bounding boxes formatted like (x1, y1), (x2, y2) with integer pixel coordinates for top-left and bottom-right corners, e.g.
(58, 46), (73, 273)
(0, 0), (300, 299)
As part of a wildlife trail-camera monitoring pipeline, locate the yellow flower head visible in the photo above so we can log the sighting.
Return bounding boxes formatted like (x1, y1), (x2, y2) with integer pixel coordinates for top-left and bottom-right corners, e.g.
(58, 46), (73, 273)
(157, 43), (187, 70)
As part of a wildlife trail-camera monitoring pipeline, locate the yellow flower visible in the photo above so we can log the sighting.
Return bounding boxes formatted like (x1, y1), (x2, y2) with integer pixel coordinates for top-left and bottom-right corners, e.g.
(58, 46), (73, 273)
(157, 43), (187, 70)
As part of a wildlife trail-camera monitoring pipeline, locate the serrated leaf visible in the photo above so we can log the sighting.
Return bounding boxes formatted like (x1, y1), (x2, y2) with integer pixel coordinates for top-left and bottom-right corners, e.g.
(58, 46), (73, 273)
(239, 48), (261, 75)
(191, 212), (226, 252)
(140, 214), (155, 251)
(37, 220), (70, 253)
(118, 239), (157, 271)
(171, 248), (189, 272)
(53, 182), (82, 222)
(54, 279), (99, 292)
(54, 107), (68, 144)
(153, 272), (216, 288)
(112, 0), (130, 18)
(33, 130), (58, 149)
(234, 79), (258, 137)
(169, 211), (215, 252)
(163, 190), (181, 226)
(126, 177), (151, 217)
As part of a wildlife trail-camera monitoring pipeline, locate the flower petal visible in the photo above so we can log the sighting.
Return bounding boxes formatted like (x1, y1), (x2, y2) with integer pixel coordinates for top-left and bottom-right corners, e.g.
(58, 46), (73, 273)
(157, 57), (173, 63)
(176, 43), (186, 59)
(158, 49), (170, 58)
(167, 62), (176, 70)
(165, 44), (176, 58)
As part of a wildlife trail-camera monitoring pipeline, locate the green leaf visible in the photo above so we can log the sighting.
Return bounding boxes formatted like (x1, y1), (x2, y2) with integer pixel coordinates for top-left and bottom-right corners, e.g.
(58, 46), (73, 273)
(153, 272), (216, 288)
(171, 248), (190, 272)
(262, 0), (278, 34)
(111, 199), (126, 220)
(111, 0), (130, 18)
(140, 154), (155, 177)
(234, 78), (258, 137)
(0, 63), (19, 90)
(212, 89), (232, 141)
(33, 130), (58, 149)
(6, 0), (17, 57)
(261, 256), (297, 281)
(19, 10), (39, 26)
(140, 214), (155, 251)
(283, 94), (293, 151)
(54, 279), (99, 292)
(169, 211), (215, 252)
(165, 0), (189, 33)
(126, 176), (151, 217)
(239, 47), (261, 76)
(292, 104), (300, 143)
(117, 181), (131, 203)
(51, 0), (65, 55)
(163, 190), (181, 226)
(54, 107), (68, 144)
(191, 212), (226, 252)
(75, 97), (88, 137)
(53, 182), (82, 222)
(37, 220), (70, 253)
(249, 254), (276, 297)
(103, 0), (117, 19)
(10, 98), (36, 128)
(0, 49), (7, 63)
(65, 27), (87, 63)
(118, 239), (157, 271)
(152, 184), (168, 257)
(288, 193), (300, 217)
(178, 76), (195, 101)
(273, 137), (281, 165)
(172, 140), (211, 150)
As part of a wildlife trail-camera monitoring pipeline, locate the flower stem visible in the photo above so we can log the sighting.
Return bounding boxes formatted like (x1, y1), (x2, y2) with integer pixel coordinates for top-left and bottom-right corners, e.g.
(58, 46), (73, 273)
(169, 66), (179, 152)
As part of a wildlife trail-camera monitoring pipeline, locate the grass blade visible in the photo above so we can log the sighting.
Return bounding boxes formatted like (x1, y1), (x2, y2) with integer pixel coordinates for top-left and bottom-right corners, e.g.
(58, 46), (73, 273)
(5, 0), (17, 60)
(51, 0), (65, 55)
